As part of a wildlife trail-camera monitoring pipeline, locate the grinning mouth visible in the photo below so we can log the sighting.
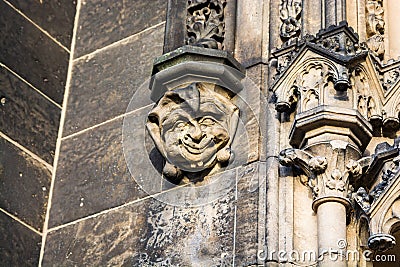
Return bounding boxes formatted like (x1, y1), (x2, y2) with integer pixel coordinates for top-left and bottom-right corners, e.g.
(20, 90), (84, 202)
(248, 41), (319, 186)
(180, 138), (213, 154)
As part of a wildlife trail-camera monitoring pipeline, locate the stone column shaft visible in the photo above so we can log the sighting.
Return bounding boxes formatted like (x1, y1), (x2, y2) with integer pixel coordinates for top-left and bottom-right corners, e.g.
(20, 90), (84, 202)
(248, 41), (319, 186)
(325, 0), (345, 27)
(316, 201), (347, 267)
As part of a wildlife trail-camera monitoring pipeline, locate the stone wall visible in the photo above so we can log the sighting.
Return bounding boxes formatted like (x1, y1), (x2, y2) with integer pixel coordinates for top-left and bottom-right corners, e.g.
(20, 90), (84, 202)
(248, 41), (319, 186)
(0, 0), (76, 265)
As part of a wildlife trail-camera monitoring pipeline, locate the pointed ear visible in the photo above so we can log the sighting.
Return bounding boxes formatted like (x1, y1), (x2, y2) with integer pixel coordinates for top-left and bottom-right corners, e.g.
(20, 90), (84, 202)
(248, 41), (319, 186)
(228, 107), (240, 146)
(217, 107), (240, 164)
(146, 113), (167, 157)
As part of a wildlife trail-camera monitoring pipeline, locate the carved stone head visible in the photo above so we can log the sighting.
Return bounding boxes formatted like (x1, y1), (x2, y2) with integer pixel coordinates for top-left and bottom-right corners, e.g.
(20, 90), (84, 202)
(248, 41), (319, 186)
(146, 82), (239, 183)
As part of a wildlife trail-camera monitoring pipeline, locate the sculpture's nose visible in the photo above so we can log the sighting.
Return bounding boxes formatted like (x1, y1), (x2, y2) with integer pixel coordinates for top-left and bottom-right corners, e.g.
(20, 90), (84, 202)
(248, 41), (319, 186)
(187, 121), (203, 142)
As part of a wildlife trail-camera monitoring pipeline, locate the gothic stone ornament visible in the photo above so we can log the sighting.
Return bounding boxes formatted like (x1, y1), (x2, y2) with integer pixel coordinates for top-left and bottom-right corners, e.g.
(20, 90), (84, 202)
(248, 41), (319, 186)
(383, 68), (400, 90)
(371, 57), (400, 92)
(279, 0), (302, 42)
(369, 155), (400, 203)
(368, 234), (396, 252)
(186, 0), (226, 49)
(279, 145), (365, 200)
(354, 187), (371, 212)
(352, 67), (382, 127)
(271, 22), (369, 85)
(146, 82), (239, 183)
(366, 0), (385, 59)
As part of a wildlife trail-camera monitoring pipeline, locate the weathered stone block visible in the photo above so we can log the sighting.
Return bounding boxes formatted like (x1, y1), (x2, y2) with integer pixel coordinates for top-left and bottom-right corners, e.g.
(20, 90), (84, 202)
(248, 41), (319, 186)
(49, 115), (148, 228)
(7, 0), (77, 48)
(0, 212), (41, 266)
(44, 188), (235, 266)
(0, 137), (51, 231)
(0, 1), (69, 104)
(0, 66), (60, 163)
(63, 24), (164, 137)
(74, 0), (167, 58)
(235, 162), (260, 266)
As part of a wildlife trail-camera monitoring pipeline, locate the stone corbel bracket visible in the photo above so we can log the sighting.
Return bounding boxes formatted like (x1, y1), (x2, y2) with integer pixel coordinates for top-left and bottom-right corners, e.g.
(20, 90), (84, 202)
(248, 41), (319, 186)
(147, 45), (246, 183)
(151, 45), (245, 102)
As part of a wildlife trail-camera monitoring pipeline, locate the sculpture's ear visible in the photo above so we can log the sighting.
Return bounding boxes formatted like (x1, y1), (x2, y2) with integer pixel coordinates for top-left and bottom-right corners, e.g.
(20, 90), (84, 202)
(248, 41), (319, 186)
(146, 112), (167, 157)
(228, 107), (240, 146)
(216, 107), (240, 164)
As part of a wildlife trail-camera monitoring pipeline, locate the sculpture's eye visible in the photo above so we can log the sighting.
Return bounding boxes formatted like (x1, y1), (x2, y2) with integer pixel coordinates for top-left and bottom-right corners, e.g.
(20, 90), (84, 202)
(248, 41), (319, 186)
(174, 121), (187, 130)
(200, 117), (216, 127)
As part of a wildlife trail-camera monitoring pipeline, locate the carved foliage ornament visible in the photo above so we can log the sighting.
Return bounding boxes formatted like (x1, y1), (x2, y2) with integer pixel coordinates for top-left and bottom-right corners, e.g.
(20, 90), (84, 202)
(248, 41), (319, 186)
(186, 0), (226, 49)
(366, 0), (385, 59)
(146, 82), (239, 183)
(279, 0), (302, 41)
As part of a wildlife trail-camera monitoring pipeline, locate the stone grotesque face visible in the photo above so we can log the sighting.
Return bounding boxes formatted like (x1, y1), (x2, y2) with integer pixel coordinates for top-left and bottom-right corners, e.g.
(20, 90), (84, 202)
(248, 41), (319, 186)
(146, 82), (239, 182)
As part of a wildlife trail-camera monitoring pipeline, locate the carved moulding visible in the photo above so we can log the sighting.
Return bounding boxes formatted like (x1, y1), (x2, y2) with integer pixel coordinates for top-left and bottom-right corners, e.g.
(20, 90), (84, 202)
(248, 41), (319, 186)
(186, 0), (226, 49)
(350, 65), (384, 130)
(365, 53), (400, 134)
(354, 142), (399, 211)
(279, 0), (302, 42)
(366, 177), (400, 252)
(148, 46), (245, 184)
(383, 89), (400, 133)
(372, 56), (400, 93)
(352, 140), (400, 252)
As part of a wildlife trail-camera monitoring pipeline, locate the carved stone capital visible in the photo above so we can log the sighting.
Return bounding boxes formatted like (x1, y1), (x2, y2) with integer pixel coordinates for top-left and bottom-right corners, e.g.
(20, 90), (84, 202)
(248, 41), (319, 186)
(279, 145), (366, 201)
